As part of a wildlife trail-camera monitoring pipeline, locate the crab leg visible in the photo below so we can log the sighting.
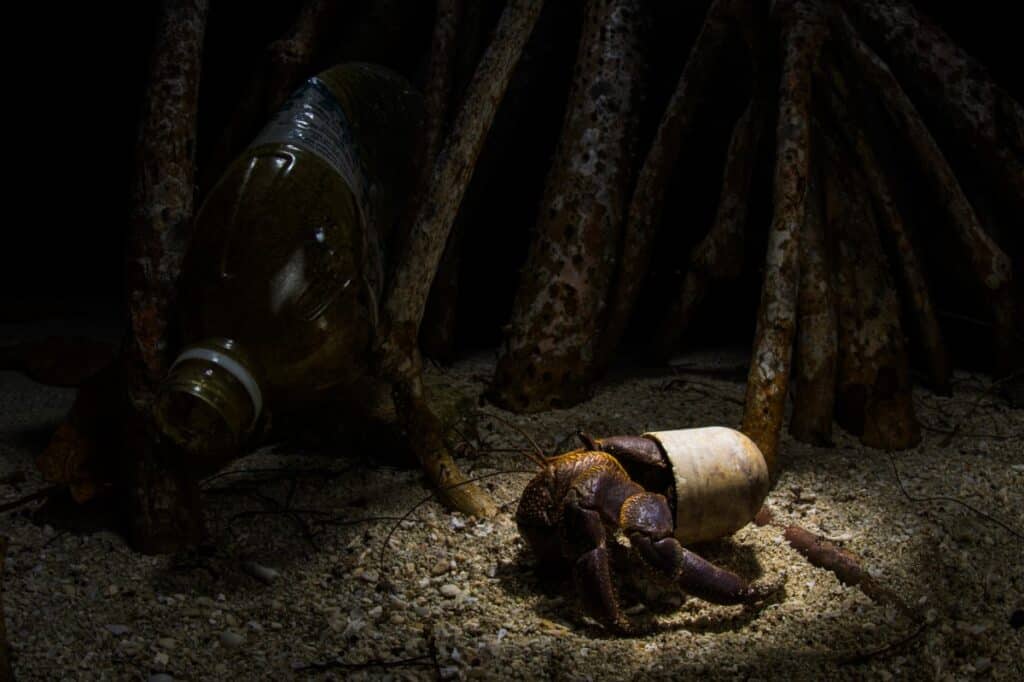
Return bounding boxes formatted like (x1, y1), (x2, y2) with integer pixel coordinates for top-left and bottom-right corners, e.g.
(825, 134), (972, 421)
(563, 497), (633, 633)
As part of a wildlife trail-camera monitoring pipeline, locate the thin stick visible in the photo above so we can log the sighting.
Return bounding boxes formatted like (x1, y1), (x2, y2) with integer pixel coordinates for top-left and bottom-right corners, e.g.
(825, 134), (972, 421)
(1, 536), (11, 680)
(475, 410), (548, 466)
(0, 485), (62, 514)
(294, 654), (433, 675)
(378, 469), (535, 573)
(886, 451), (1022, 542)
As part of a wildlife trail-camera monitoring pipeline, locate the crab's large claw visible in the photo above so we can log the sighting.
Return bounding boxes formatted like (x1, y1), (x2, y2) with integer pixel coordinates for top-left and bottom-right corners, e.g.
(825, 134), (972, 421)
(621, 491), (782, 605)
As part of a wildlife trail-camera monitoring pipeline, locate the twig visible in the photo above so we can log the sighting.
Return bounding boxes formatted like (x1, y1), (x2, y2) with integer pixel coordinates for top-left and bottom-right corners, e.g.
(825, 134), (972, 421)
(475, 410), (548, 464)
(378, 469), (534, 573)
(886, 451), (1023, 542)
(1, 536), (12, 680)
(935, 369), (1024, 446)
(661, 377), (745, 407)
(754, 506), (917, 620)
(0, 485), (63, 513)
(293, 654), (433, 675)
(838, 621), (931, 665)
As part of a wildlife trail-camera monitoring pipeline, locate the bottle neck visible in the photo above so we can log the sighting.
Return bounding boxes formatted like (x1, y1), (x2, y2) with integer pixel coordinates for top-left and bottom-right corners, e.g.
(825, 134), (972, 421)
(156, 338), (262, 469)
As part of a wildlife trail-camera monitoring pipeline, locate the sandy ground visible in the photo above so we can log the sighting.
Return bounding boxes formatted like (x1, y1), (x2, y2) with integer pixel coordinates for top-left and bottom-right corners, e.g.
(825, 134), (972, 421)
(1, 350), (1022, 680)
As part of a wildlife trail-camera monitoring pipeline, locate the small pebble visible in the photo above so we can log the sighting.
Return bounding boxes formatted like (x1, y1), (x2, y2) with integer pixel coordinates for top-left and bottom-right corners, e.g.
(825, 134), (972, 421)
(440, 584), (460, 598)
(154, 652), (169, 667)
(157, 637), (177, 649)
(106, 624), (131, 636)
(220, 631), (245, 648)
(241, 561), (279, 584)
(431, 560), (450, 576)
(368, 605), (383, 619)
(149, 675), (174, 682)
(360, 569), (379, 583)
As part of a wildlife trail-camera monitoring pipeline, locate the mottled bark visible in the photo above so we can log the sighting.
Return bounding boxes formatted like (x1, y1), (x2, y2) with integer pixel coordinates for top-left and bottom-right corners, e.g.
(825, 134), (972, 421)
(741, 0), (825, 475)
(782, 525), (916, 620)
(414, 0), (464, 219)
(598, 0), (743, 368)
(415, 0), (466, 362)
(123, 0), (209, 551)
(380, 0), (544, 517)
(201, 0), (345, 191)
(824, 65), (951, 395)
(833, 8), (1017, 375)
(841, 0), (1024, 216)
(789, 126), (836, 446)
(651, 96), (767, 361)
(492, 0), (645, 412)
(823, 128), (920, 451)
(420, 232), (462, 363)
(391, 366), (498, 518)
(126, 0), (208, 398)
(123, 413), (205, 554)
(382, 0), (544, 364)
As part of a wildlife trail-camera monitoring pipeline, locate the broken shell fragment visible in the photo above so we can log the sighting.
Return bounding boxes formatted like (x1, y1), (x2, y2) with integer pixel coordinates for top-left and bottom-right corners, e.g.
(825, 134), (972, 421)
(644, 427), (770, 545)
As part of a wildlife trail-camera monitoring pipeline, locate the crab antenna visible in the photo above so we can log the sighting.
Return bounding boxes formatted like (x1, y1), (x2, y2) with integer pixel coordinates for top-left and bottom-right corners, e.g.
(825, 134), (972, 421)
(476, 410), (548, 468)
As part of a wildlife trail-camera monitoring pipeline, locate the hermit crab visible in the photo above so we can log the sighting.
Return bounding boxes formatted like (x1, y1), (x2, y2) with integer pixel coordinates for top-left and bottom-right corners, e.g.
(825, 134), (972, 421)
(516, 427), (781, 632)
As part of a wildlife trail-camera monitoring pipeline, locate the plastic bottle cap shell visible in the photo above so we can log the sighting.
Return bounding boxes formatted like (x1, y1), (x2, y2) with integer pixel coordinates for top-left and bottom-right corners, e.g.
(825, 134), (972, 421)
(171, 347), (263, 425)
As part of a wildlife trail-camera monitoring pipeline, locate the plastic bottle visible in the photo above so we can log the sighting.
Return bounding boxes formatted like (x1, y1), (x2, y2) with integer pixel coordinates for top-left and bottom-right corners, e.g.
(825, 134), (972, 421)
(155, 63), (423, 472)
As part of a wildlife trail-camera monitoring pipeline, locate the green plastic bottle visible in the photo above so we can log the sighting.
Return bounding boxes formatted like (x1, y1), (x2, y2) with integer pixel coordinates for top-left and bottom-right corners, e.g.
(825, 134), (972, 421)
(156, 63), (423, 472)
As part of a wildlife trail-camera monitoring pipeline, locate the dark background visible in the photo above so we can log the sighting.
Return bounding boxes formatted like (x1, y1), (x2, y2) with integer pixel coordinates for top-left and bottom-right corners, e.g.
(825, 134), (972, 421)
(2, 1), (1020, 360)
